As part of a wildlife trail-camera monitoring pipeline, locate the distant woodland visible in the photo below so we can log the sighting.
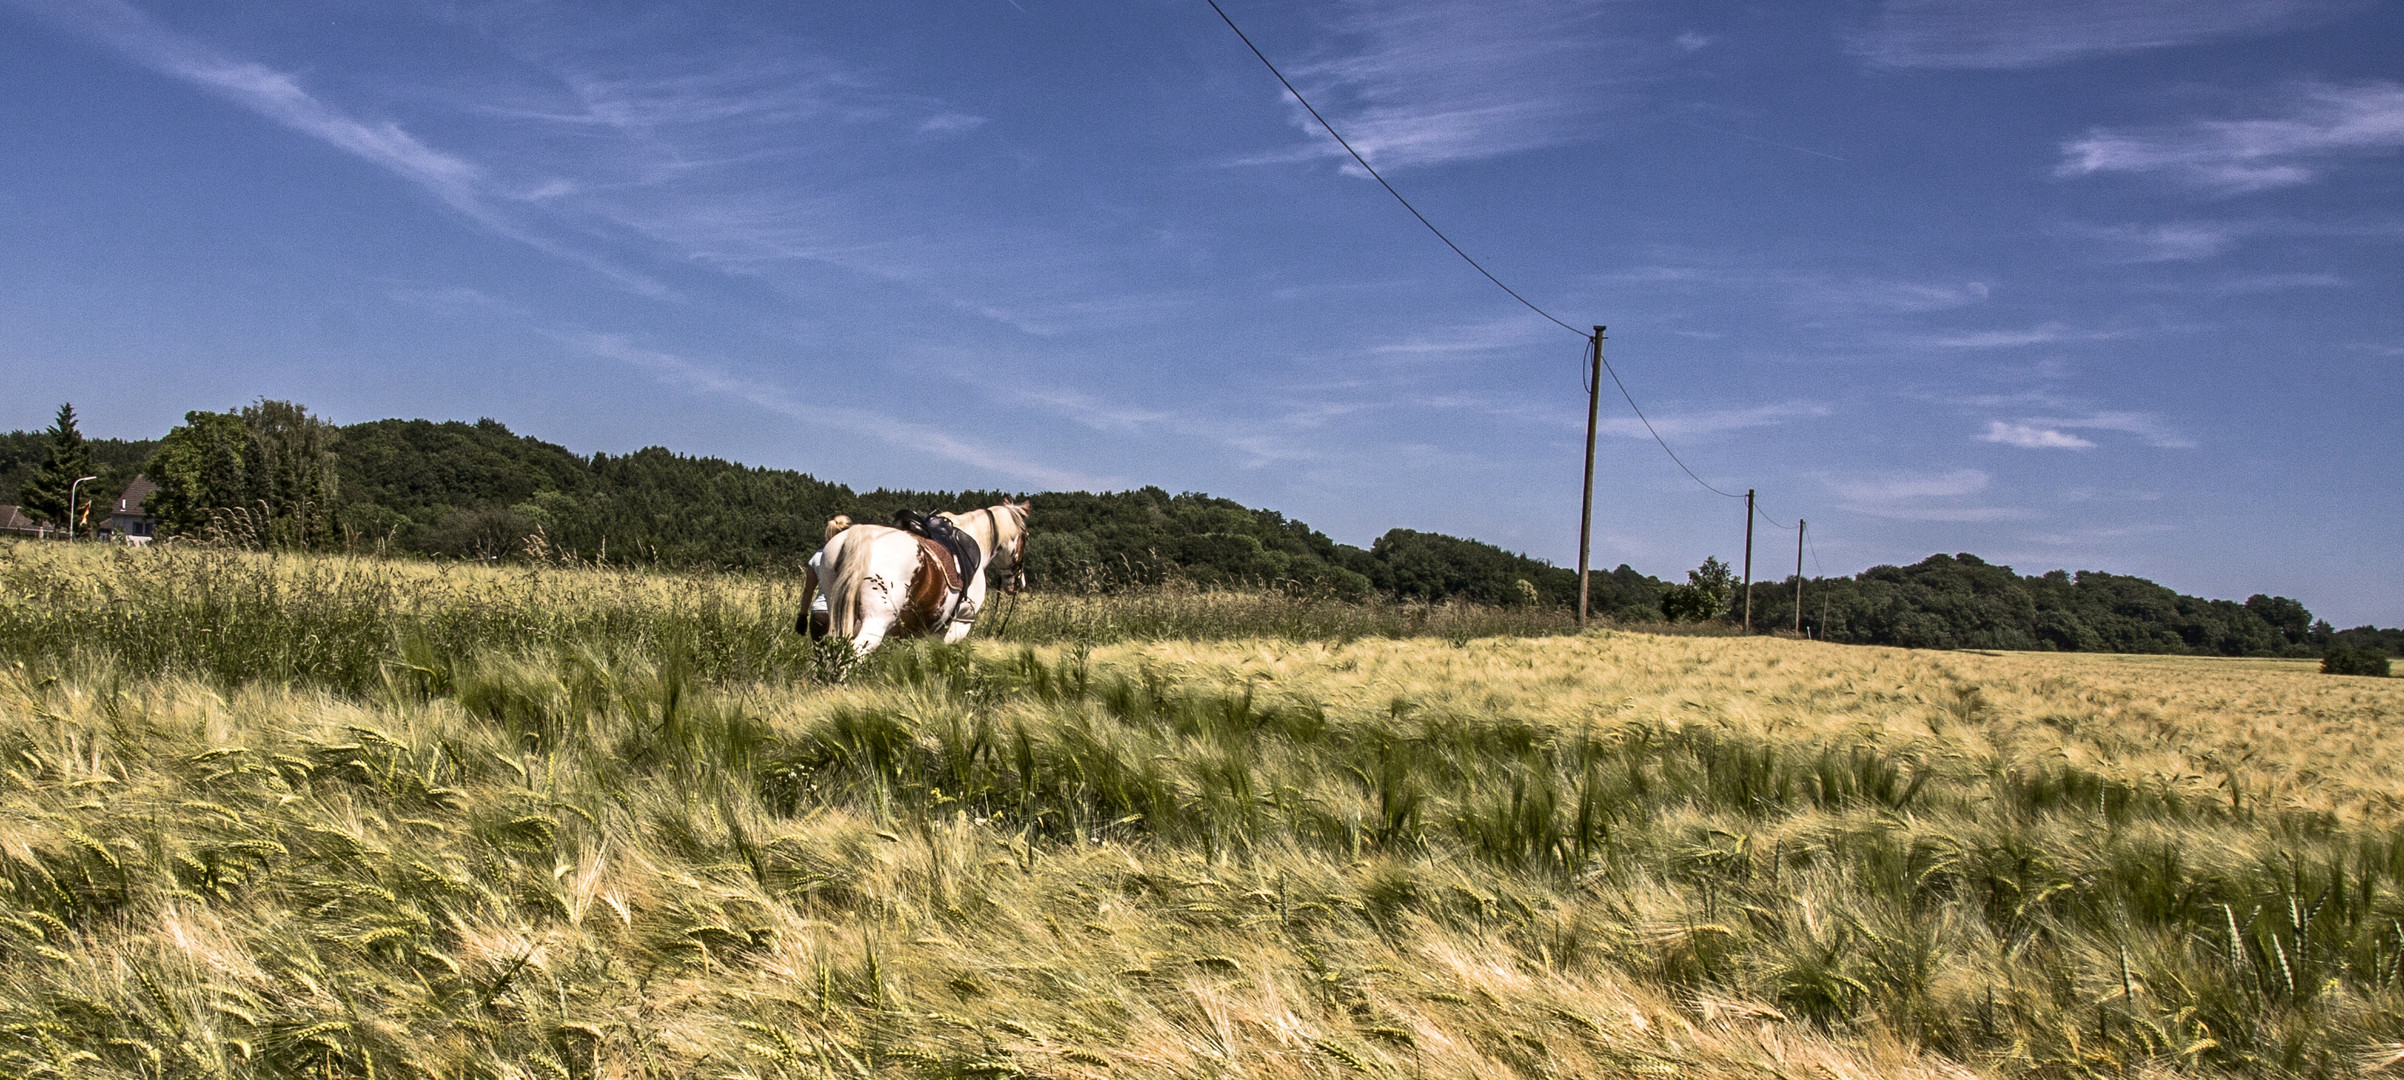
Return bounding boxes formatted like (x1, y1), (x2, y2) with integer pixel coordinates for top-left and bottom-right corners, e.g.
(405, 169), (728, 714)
(3, 406), (2393, 660)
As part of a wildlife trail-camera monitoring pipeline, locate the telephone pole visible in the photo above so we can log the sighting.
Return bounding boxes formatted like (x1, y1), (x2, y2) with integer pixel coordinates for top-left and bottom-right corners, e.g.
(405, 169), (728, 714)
(1794, 519), (1806, 635)
(1741, 489), (1755, 632)
(1577, 327), (1604, 630)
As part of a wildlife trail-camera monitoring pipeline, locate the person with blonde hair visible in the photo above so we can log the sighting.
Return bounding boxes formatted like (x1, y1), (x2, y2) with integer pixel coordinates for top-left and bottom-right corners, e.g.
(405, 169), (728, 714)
(798, 514), (853, 637)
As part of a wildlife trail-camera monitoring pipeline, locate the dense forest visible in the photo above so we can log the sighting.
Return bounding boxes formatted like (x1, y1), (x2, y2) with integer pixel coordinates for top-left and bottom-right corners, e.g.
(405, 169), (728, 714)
(1, 407), (2392, 661)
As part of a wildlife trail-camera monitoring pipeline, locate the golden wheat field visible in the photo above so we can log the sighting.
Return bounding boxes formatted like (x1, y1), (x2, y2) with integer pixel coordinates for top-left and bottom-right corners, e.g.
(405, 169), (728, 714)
(3, 540), (2402, 1079)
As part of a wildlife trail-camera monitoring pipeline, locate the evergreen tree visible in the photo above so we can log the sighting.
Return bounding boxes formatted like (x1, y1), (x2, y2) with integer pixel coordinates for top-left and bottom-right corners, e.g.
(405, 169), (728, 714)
(19, 403), (94, 530)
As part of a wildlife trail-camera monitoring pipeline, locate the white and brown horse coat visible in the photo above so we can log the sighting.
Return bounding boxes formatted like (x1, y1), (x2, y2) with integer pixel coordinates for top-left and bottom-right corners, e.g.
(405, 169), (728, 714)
(812, 500), (1028, 654)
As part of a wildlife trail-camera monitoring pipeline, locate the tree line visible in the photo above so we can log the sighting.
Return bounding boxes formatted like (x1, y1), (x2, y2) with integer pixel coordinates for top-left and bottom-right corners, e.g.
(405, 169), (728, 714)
(1, 403), (2391, 663)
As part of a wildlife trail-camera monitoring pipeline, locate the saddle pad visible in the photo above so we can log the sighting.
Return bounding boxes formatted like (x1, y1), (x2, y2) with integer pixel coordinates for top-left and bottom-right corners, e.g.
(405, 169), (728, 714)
(913, 534), (965, 593)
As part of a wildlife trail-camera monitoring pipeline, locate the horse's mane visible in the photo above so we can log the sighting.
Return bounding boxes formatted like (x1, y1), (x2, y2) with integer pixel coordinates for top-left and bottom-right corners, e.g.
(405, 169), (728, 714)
(938, 500), (1030, 547)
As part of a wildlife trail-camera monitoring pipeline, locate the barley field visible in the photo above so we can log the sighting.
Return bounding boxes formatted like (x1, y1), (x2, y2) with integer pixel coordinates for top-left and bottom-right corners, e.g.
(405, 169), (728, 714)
(3, 539), (2401, 1079)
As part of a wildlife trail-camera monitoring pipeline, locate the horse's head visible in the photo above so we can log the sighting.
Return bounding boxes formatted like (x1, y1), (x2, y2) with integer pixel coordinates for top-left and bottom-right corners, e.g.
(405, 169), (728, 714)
(999, 499), (1031, 594)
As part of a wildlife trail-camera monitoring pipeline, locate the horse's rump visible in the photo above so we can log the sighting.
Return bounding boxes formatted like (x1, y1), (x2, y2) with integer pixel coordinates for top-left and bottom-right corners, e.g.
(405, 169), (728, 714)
(822, 524), (963, 640)
(898, 552), (953, 633)
(822, 525), (877, 639)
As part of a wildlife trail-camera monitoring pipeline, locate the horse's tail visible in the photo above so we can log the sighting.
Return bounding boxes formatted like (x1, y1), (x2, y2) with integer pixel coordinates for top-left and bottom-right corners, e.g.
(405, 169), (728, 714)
(824, 528), (871, 639)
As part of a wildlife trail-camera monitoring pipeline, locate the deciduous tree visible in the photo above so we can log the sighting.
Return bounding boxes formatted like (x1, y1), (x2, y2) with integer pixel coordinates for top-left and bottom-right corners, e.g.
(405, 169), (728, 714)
(146, 410), (256, 534)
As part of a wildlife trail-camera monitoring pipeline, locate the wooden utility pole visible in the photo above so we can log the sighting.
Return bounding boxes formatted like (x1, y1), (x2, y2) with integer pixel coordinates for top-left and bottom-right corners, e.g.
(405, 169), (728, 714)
(1741, 489), (1755, 632)
(1794, 519), (1806, 635)
(1577, 327), (1604, 630)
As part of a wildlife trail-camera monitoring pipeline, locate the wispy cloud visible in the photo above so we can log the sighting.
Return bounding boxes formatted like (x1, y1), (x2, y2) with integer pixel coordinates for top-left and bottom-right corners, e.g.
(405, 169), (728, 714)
(22, 1), (470, 202)
(2025, 523), (2175, 545)
(1833, 469), (1991, 501)
(2134, 271), (2348, 295)
(2034, 411), (2197, 448)
(1598, 402), (1831, 440)
(985, 385), (1175, 435)
(383, 284), (530, 316)
(1981, 422), (2096, 449)
(2054, 220), (2248, 263)
(1608, 263), (1994, 318)
(1912, 323), (2125, 349)
(1855, 0), (2347, 69)
(1361, 314), (1566, 360)
(1825, 468), (2030, 521)
(15, 0), (1162, 337)
(1244, 0), (1647, 171)
(2058, 82), (2404, 195)
(571, 333), (1115, 490)
(1982, 411), (2197, 449)
(9, 0), (686, 295)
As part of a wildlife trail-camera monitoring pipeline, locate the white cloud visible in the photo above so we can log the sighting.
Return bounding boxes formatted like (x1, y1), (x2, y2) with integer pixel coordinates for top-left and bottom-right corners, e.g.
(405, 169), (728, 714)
(2025, 524), (2175, 545)
(1826, 468), (2033, 521)
(1977, 411), (2196, 449)
(2056, 220), (2247, 263)
(571, 333), (1115, 490)
(991, 385), (1175, 434)
(1245, 0), (1647, 171)
(1362, 314), (1566, 360)
(24, 0), (478, 204)
(917, 112), (987, 135)
(2058, 82), (2404, 194)
(13, 0), (686, 296)
(2135, 272), (2348, 295)
(1982, 422), (2096, 449)
(1607, 264), (1995, 318)
(1857, 505), (2033, 523)
(1913, 323), (2124, 349)
(2029, 411), (2198, 448)
(1856, 0), (2347, 69)
(19, 0), (1145, 334)
(1833, 469), (1991, 502)
(1597, 402), (1831, 440)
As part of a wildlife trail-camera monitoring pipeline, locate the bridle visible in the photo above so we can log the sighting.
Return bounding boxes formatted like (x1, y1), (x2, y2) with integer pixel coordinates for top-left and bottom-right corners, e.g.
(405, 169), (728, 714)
(987, 504), (1030, 595)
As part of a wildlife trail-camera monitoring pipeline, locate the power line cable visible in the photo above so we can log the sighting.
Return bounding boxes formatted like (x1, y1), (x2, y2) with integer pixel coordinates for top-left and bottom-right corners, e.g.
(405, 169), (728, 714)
(1206, 0), (1749, 503)
(1201, 0), (1582, 338)
(1587, 338), (1747, 499)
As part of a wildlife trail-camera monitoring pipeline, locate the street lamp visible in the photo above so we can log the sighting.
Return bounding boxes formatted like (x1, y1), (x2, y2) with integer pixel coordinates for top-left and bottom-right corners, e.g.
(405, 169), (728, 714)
(66, 475), (97, 541)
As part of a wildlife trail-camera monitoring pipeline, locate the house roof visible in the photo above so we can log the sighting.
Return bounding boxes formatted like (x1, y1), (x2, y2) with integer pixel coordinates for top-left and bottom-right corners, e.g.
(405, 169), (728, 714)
(113, 475), (160, 516)
(0, 505), (40, 533)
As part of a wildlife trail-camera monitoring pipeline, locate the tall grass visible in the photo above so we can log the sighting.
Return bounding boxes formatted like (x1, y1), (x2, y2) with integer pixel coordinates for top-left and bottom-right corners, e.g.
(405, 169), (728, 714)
(0, 541), (1592, 695)
(6, 538), (2403, 1078)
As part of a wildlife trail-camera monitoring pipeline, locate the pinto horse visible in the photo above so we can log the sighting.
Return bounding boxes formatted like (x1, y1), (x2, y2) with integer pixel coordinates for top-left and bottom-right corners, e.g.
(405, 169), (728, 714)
(805, 500), (1029, 654)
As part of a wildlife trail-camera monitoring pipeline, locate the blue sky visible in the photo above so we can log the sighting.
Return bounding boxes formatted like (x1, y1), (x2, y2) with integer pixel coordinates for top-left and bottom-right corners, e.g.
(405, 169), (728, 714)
(2, 0), (2398, 624)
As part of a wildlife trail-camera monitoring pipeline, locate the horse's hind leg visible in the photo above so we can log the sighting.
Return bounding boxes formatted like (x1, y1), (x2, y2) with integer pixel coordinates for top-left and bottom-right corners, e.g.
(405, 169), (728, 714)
(849, 572), (903, 655)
